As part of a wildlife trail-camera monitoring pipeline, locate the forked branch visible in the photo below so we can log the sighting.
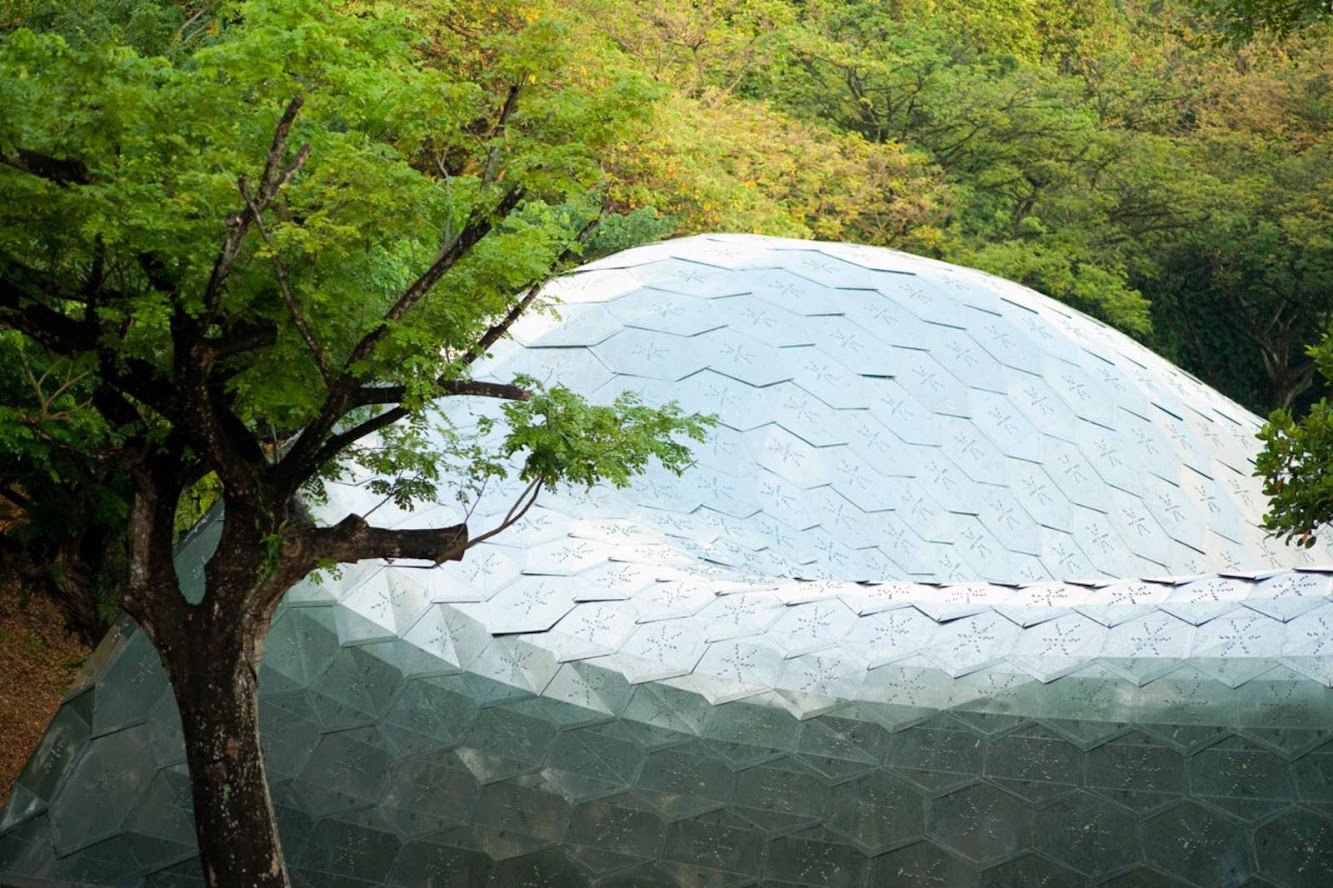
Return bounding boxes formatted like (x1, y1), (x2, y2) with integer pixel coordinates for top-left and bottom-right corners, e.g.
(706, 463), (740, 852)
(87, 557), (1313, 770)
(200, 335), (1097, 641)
(202, 95), (311, 320)
(342, 186), (525, 372)
(241, 183), (333, 385)
(305, 381), (530, 477)
(276, 185), (527, 492)
(467, 477), (543, 549)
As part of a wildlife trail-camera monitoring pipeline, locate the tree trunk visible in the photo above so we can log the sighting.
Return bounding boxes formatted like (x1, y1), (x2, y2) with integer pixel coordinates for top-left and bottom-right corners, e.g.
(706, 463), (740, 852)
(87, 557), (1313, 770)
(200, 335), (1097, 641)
(168, 616), (289, 888)
(0, 533), (111, 647)
(1272, 366), (1317, 413)
(51, 524), (120, 645)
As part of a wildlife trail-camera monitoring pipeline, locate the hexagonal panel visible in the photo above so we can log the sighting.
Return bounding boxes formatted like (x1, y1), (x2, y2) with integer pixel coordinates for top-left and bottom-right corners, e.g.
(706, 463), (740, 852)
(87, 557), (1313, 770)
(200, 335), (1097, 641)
(827, 770), (926, 853)
(927, 782), (1029, 862)
(1254, 807), (1333, 887)
(764, 832), (868, 886)
(868, 840), (978, 887)
(605, 287), (726, 336)
(1142, 801), (1252, 886)
(977, 854), (1084, 887)
(1033, 790), (1142, 876)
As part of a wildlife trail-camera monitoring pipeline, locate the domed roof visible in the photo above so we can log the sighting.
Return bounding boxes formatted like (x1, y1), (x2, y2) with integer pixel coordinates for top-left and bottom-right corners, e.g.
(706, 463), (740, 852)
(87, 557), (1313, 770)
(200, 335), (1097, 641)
(5, 235), (1333, 887)
(477, 232), (1316, 582)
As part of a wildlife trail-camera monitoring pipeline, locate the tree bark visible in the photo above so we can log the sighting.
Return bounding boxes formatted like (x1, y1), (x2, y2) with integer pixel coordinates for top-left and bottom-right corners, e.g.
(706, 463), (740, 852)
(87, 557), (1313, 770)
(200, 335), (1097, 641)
(167, 610), (289, 888)
(1266, 356), (1317, 413)
(121, 457), (290, 887)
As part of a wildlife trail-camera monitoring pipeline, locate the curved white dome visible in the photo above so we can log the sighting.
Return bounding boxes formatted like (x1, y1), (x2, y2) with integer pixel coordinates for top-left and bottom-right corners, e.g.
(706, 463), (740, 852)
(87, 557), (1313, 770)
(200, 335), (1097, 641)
(272, 233), (1333, 708)
(474, 232), (1310, 583)
(7, 235), (1333, 888)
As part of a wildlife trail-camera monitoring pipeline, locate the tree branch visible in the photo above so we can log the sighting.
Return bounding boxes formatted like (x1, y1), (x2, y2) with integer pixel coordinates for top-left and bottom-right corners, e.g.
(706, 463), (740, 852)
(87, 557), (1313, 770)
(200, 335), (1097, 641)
(306, 409), (408, 475)
(341, 185), (525, 372)
(1, 273), (198, 426)
(273, 186), (526, 495)
(301, 380), (531, 482)
(459, 210), (604, 368)
(0, 149), (93, 185)
(273, 201), (600, 497)
(172, 4), (212, 47)
(313, 513), (469, 564)
(201, 95), (311, 321)
(350, 379), (530, 407)
(467, 478), (542, 549)
(135, 252), (180, 299)
(0, 275), (98, 354)
(0, 485), (33, 512)
(240, 183), (333, 385)
(85, 236), (106, 303)
(119, 446), (189, 635)
(481, 85), (520, 189)
(200, 323), (279, 363)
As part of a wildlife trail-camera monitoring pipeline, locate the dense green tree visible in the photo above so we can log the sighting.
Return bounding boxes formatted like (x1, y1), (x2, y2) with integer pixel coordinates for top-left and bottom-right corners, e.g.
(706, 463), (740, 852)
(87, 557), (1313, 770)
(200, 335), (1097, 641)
(0, 0), (710, 883)
(606, 88), (950, 251)
(0, 333), (127, 642)
(1146, 37), (1333, 411)
(758, 2), (1172, 332)
(1257, 344), (1333, 543)
(569, 0), (951, 250)
(1195, 0), (1333, 38)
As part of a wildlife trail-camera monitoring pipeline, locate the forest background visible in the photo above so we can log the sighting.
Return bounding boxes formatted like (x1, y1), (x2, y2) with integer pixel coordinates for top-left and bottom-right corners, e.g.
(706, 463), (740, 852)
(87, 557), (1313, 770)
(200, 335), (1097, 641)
(593, 0), (1333, 421)
(1, 0), (1331, 777)
(459, 0), (1333, 421)
(10, 0), (1330, 422)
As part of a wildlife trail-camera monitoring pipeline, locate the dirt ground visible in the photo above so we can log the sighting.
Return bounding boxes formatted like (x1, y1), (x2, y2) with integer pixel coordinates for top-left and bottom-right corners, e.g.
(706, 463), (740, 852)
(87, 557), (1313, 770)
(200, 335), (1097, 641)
(0, 588), (89, 800)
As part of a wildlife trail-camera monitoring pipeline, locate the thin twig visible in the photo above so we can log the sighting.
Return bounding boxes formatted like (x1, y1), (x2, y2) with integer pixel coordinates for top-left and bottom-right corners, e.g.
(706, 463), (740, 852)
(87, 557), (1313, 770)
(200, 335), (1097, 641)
(467, 478), (543, 549)
(241, 182), (334, 386)
(463, 474), (490, 522)
(201, 95), (310, 322)
(17, 350), (45, 409)
(481, 85), (520, 190)
(43, 367), (93, 407)
(460, 209), (604, 368)
(362, 472), (422, 520)
(502, 477), (541, 527)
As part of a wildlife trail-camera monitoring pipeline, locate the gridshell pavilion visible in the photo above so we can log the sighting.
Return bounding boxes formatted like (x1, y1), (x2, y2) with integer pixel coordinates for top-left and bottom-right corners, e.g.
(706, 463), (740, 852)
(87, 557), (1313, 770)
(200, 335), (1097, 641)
(5, 234), (1333, 886)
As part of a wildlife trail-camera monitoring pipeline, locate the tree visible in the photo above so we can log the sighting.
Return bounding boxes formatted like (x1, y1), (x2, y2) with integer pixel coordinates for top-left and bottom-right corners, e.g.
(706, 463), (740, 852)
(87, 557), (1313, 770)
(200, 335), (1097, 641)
(605, 88), (950, 251)
(0, 332), (127, 643)
(0, 1), (711, 884)
(565, 0), (950, 253)
(1193, 0), (1333, 39)
(764, 3), (1167, 333)
(1257, 382), (1333, 546)
(1143, 36), (1333, 413)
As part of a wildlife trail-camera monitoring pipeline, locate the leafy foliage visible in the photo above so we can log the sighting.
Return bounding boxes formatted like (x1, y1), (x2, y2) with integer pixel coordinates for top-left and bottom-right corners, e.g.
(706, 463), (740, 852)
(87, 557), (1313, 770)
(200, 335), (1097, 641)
(496, 380), (714, 490)
(572, 0), (1332, 413)
(0, 0), (706, 541)
(1194, 0), (1333, 38)
(1256, 396), (1333, 546)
